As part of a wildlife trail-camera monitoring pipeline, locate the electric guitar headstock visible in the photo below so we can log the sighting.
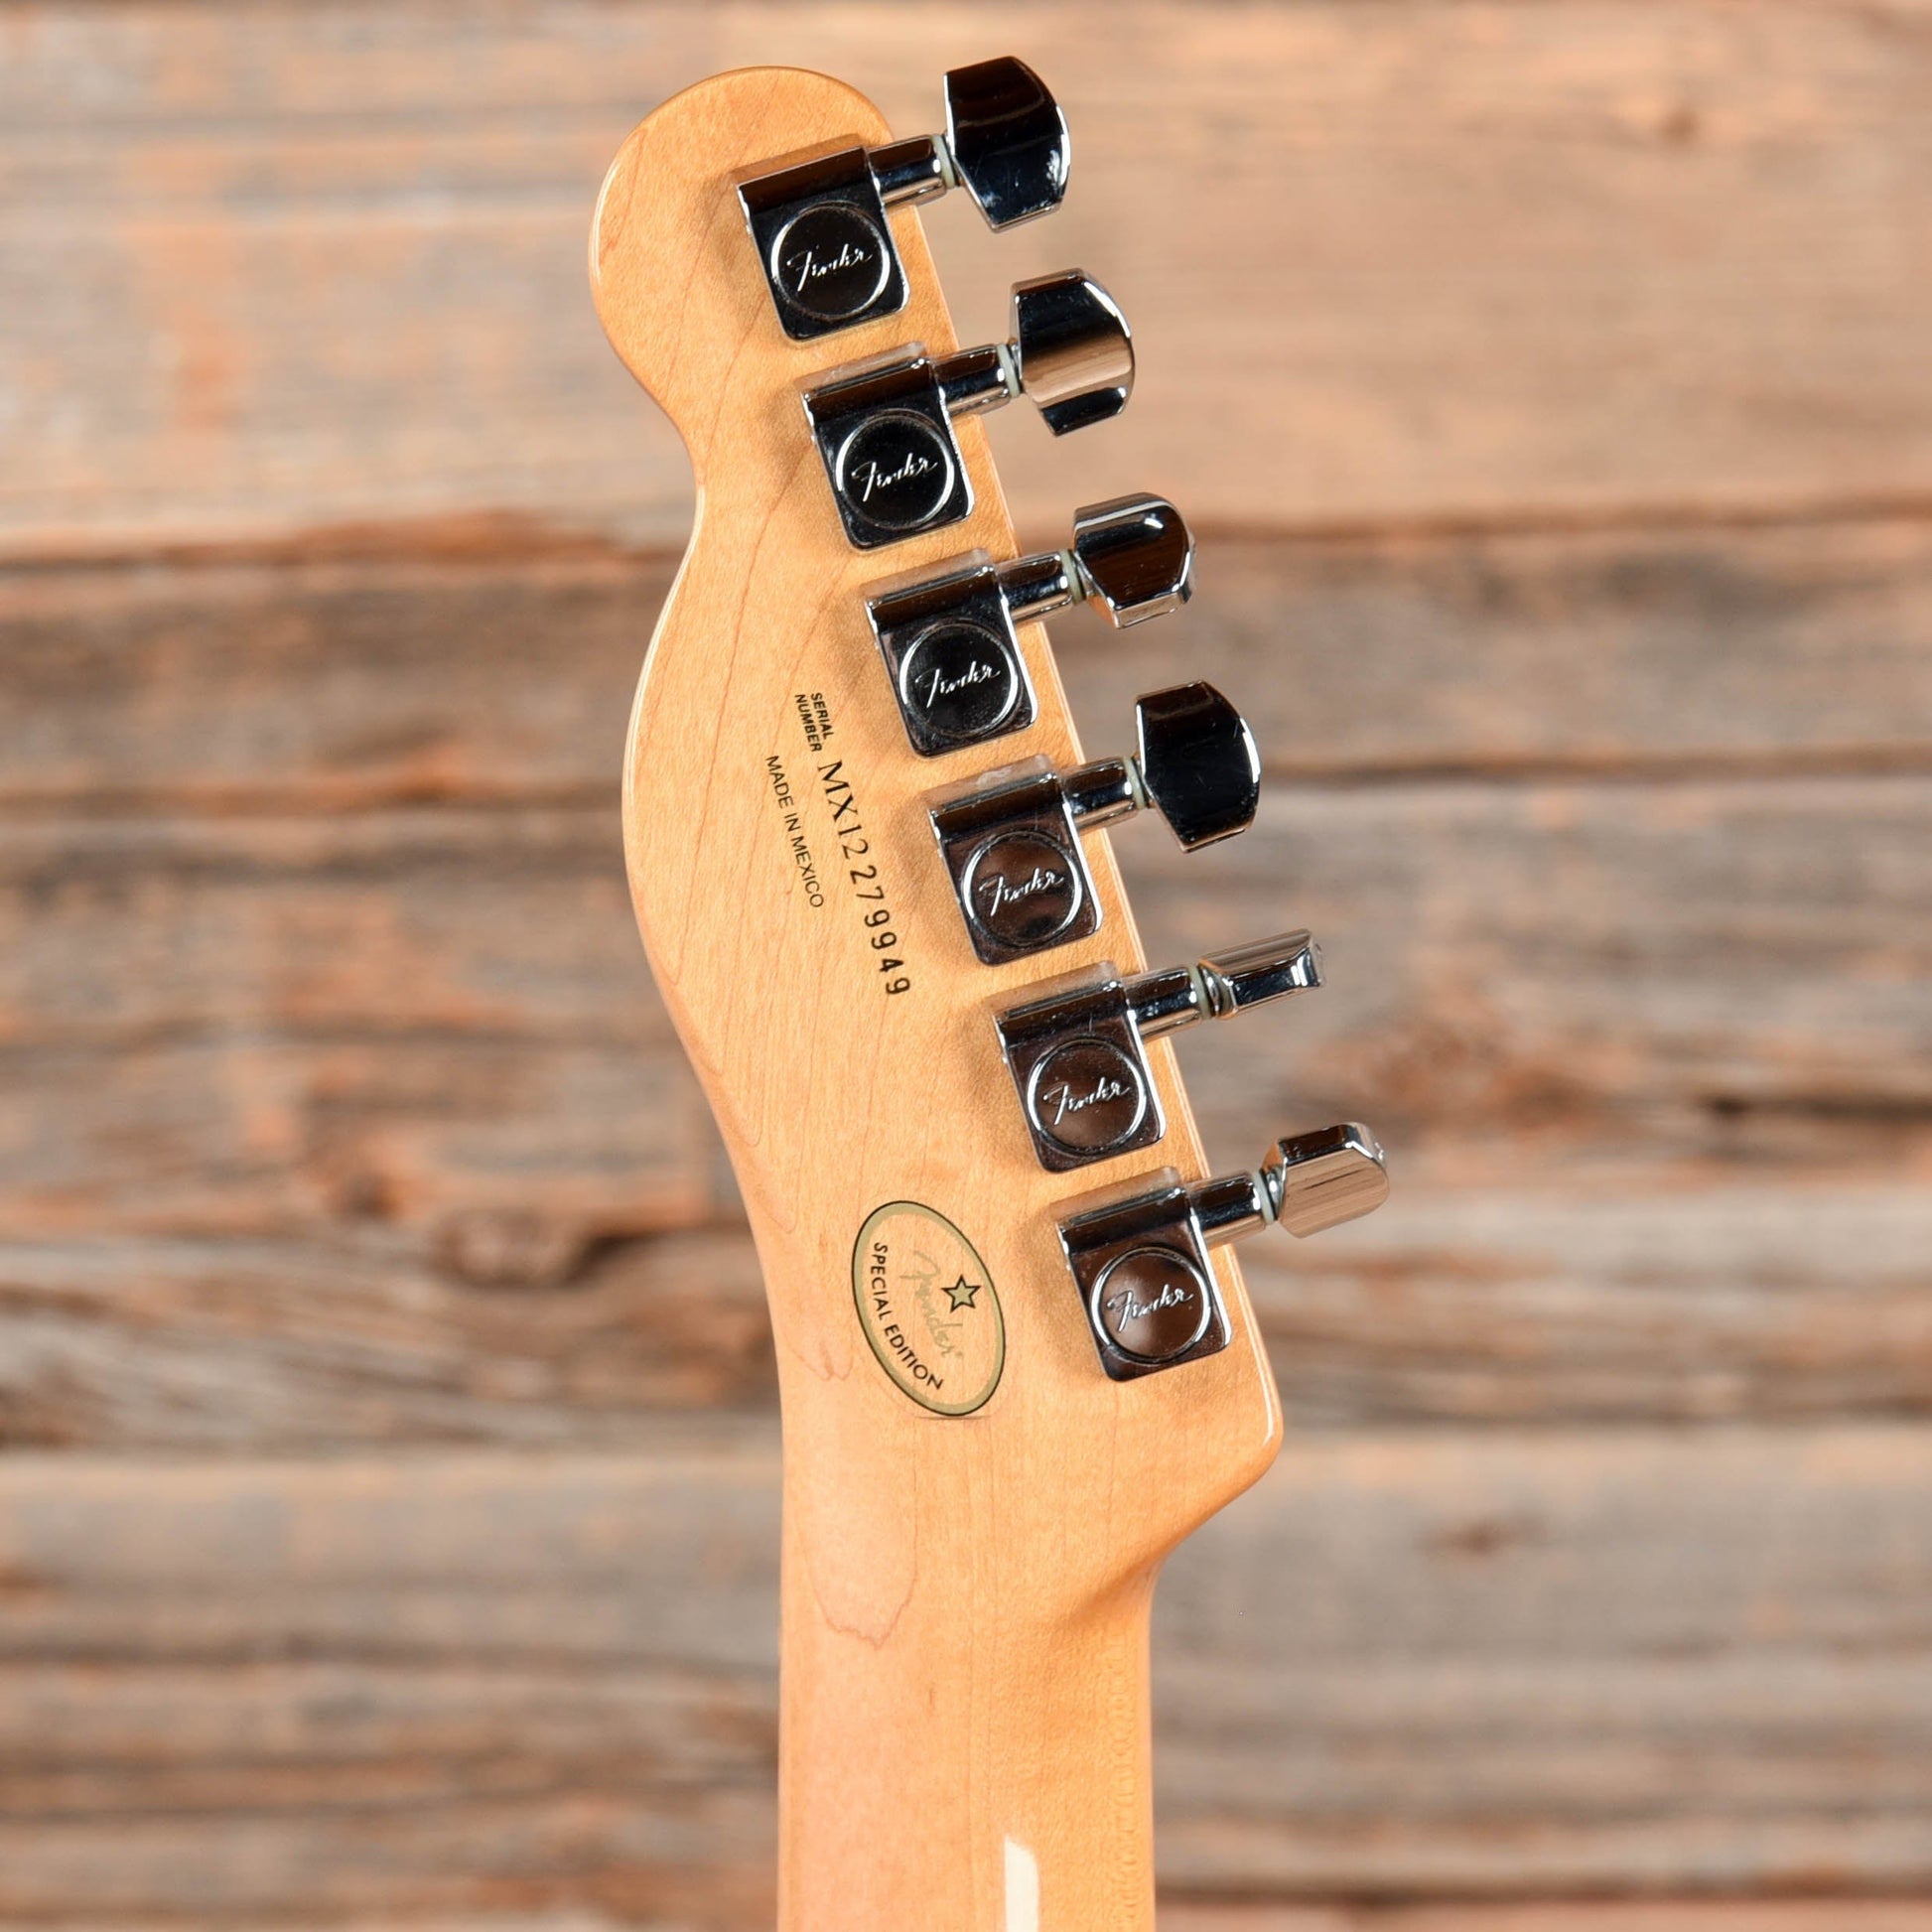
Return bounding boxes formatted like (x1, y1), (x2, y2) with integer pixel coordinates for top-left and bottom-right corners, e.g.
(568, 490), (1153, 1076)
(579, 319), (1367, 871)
(591, 60), (1387, 1932)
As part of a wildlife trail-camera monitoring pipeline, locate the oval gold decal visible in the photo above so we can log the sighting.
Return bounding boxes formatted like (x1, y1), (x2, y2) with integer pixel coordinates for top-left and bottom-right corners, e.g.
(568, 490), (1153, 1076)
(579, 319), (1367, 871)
(852, 1201), (1004, 1417)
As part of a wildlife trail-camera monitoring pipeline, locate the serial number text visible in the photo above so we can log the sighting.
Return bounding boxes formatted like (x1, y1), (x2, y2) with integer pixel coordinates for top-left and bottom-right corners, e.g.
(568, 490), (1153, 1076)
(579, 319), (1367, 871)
(819, 758), (909, 997)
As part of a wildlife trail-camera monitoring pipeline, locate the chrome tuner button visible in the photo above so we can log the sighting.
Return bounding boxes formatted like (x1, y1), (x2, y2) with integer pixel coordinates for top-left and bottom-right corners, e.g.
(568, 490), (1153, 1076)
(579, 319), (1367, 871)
(1261, 1122), (1393, 1236)
(803, 271), (1135, 550)
(939, 57), (1069, 229)
(1009, 271), (1135, 436)
(1056, 1124), (1390, 1381)
(864, 493), (1192, 758)
(739, 57), (1067, 343)
(995, 934), (1323, 1172)
(1135, 682), (1261, 851)
(927, 680), (1258, 964)
(1067, 493), (1195, 626)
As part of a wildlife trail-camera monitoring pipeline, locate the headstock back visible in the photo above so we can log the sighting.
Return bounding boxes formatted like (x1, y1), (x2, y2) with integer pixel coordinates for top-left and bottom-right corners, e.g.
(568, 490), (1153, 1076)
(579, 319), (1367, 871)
(591, 63), (1292, 1586)
(589, 64), (1387, 1929)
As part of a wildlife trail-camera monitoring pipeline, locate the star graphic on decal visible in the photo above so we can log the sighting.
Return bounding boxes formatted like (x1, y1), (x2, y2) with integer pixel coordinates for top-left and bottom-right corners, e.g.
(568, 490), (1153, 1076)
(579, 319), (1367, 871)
(943, 1274), (981, 1311)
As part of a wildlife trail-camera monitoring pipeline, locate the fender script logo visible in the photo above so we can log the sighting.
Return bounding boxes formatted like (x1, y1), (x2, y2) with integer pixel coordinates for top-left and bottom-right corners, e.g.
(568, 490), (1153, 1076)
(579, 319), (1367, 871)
(852, 447), (938, 501)
(785, 238), (872, 294)
(1038, 1071), (1131, 1125)
(1104, 1279), (1195, 1325)
(920, 656), (998, 709)
(977, 865), (1067, 918)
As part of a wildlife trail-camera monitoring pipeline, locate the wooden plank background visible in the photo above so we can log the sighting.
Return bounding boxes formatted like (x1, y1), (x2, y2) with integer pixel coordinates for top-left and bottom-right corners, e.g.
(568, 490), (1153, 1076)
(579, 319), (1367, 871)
(2, 1), (1929, 1926)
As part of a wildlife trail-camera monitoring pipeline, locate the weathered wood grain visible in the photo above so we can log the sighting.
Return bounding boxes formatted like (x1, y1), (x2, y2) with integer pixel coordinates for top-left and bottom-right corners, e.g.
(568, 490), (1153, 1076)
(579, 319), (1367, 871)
(0, 544), (660, 810)
(0, 805), (717, 1245)
(8, 516), (1932, 814)
(1137, 775), (1932, 1165)
(0, 806), (659, 1042)
(1245, 1182), (1932, 1427)
(0, 1229), (775, 1449)
(1108, 520), (1932, 781)
(2, 1427), (1930, 1917)
(5, 1174), (1932, 1447)
(0, 770), (1921, 1443)
(0, 1031), (715, 1248)
(1160, 1428), (1932, 1894)
(25, 1911), (1932, 1932)
(5, 2), (1931, 553)
(5, 777), (1919, 1231)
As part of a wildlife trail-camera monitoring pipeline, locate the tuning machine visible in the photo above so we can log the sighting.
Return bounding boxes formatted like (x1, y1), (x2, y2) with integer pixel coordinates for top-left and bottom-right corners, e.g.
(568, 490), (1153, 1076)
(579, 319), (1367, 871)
(803, 271), (1134, 549)
(739, 57), (1068, 342)
(931, 683), (1258, 963)
(996, 934), (1322, 1172)
(866, 493), (1193, 758)
(1057, 1125), (1389, 1379)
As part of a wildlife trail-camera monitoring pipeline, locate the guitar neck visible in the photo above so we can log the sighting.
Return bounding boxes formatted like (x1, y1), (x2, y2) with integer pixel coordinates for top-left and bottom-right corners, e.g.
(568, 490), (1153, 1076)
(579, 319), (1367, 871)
(776, 1553), (1151, 1932)
(775, 1386), (1159, 1930)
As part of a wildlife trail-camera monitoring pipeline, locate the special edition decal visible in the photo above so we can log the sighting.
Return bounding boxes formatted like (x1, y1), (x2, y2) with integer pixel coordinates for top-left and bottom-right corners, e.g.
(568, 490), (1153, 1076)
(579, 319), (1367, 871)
(852, 1201), (1004, 1416)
